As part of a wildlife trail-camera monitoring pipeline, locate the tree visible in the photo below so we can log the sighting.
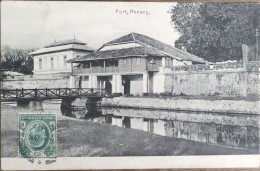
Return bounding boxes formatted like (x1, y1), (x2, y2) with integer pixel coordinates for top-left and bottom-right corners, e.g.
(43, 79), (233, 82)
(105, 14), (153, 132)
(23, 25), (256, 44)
(1, 46), (34, 74)
(169, 3), (260, 62)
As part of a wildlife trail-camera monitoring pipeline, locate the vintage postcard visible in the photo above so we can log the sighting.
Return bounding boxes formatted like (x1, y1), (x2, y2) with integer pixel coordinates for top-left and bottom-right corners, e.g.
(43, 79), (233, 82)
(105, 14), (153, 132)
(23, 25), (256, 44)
(1, 1), (260, 170)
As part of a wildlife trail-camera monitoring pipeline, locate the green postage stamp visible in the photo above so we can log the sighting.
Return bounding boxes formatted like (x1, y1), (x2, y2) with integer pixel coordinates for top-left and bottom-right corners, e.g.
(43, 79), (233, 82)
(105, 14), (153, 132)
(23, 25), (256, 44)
(19, 114), (56, 158)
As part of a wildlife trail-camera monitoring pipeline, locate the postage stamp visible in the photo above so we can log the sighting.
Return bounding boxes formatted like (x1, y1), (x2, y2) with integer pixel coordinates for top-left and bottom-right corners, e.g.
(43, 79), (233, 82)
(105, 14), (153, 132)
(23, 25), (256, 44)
(19, 114), (56, 158)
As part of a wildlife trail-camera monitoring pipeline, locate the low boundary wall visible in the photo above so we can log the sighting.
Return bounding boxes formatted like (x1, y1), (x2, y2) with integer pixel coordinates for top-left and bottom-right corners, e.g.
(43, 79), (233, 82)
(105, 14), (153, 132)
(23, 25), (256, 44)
(2, 73), (70, 89)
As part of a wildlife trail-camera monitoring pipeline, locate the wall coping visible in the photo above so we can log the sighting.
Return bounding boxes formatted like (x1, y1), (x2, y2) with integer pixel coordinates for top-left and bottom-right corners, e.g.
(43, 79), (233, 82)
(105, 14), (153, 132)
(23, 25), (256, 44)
(163, 62), (260, 73)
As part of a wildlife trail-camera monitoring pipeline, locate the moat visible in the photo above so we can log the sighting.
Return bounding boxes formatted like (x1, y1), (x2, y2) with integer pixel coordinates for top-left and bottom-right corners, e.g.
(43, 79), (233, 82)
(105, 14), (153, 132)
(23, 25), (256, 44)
(38, 100), (260, 150)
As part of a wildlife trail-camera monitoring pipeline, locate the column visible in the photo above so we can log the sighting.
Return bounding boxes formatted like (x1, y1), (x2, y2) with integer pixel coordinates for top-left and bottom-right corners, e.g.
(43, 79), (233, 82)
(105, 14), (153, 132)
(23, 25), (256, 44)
(111, 117), (117, 125)
(116, 117), (123, 127)
(92, 75), (97, 88)
(242, 44), (248, 70)
(112, 75), (117, 95)
(69, 76), (75, 88)
(162, 57), (166, 67)
(88, 75), (92, 88)
(103, 80), (106, 89)
(116, 74), (122, 95)
(34, 58), (38, 72)
(143, 120), (149, 132)
(99, 80), (102, 89)
(143, 72), (148, 96)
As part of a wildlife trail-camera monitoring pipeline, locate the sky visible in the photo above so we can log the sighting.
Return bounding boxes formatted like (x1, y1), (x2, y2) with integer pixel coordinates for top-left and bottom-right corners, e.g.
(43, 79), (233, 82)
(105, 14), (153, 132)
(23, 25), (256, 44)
(1, 1), (179, 50)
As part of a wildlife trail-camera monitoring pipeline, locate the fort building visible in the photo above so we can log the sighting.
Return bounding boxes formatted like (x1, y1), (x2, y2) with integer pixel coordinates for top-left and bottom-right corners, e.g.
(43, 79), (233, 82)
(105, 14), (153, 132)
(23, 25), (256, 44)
(30, 39), (94, 75)
(68, 32), (207, 95)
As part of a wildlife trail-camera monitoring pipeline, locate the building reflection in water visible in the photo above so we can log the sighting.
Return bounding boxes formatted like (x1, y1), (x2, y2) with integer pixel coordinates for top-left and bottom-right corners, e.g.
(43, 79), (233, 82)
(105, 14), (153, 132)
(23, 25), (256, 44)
(100, 107), (259, 150)
(38, 100), (259, 150)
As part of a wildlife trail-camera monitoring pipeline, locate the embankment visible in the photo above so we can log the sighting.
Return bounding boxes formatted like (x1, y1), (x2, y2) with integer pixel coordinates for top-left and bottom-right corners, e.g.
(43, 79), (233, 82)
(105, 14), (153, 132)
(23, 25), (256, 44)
(101, 96), (260, 114)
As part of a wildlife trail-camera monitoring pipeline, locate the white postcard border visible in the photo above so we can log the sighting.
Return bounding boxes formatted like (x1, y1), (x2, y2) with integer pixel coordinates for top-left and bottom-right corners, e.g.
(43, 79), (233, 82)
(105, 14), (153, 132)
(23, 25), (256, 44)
(2, 155), (260, 170)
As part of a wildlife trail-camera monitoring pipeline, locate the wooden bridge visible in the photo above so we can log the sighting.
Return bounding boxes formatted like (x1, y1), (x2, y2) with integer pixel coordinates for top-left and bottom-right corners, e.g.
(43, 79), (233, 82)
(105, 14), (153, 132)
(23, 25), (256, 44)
(1, 88), (108, 102)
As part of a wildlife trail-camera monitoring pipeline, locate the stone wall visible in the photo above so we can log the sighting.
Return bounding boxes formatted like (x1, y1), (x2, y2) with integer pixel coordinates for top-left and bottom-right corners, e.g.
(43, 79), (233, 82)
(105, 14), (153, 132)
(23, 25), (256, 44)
(102, 107), (258, 127)
(101, 97), (260, 114)
(158, 62), (260, 97)
(164, 70), (259, 97)
(2, 73), (70, 89)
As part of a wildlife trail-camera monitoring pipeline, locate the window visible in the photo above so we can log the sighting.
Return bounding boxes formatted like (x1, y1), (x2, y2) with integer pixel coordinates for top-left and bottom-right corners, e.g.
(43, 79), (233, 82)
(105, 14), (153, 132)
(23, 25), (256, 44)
(83, 62), (90, 68)
(64, 56), (67, 68)
(39, 59), (42, 70)
(114, 60), (118, 67)
(105, 60), (118, 67)
(51, 57), (54, 70)
(137, 57), (141, 64)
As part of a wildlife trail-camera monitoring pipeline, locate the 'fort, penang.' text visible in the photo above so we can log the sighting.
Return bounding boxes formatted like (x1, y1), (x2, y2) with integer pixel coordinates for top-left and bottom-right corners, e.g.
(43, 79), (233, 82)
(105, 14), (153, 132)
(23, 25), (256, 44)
(115, 9), (150, 15)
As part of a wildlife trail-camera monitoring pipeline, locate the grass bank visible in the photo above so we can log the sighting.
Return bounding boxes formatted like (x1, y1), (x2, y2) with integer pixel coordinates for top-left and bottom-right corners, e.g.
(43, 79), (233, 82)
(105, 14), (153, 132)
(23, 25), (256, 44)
(1, 104), (258, 157)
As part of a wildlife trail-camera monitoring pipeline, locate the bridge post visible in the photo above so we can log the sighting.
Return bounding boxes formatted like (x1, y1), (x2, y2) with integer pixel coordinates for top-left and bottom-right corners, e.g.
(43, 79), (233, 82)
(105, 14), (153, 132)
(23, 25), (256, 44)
(2, 89), (5, 98)
(17, 99), (30, 108)
(16, 88), (18, 98)
(59, 87), (61, 96)
(34, 88), (37, 98)
(65, 87), (68, 95)
(46, 88), (48, 96)
(21, 88), (24, 97)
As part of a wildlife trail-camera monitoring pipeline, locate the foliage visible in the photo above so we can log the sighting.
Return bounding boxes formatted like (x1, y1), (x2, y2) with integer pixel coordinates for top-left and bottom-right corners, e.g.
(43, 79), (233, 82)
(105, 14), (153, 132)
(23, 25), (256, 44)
(1, 46), (34, 74)
(170, 3), (260, 62)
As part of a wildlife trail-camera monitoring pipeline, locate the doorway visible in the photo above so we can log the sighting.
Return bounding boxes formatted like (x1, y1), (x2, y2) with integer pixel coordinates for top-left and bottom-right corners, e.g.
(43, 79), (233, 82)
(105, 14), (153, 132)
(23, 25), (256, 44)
(105, 81), (112, 95)
(79, 76), (82, 88)
(123, 78), (130, 95)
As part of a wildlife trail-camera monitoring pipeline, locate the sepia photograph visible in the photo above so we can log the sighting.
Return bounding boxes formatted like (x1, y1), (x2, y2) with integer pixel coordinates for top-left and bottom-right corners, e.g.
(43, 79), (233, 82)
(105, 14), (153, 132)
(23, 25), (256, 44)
(1, 1), (260, 170)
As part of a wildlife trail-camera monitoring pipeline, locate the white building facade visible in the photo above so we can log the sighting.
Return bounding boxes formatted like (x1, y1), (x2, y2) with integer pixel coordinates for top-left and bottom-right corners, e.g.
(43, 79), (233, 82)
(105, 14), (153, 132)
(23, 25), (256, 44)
(30, 39), (94, 75)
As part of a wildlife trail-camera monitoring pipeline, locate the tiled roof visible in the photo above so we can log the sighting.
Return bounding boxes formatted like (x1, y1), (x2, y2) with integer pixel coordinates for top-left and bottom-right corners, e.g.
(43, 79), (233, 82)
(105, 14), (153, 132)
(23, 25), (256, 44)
(105, 33), (135, 45)
(104, 32), (207, 63)
(30, 44), (94, 55)
(69, 46), (164, 63)
(44, 39), (86, 48)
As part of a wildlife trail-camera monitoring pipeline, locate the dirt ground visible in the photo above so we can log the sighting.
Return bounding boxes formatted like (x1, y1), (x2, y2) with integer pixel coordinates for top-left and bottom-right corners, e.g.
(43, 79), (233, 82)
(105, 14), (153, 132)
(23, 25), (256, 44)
(1, 104), (258, 157)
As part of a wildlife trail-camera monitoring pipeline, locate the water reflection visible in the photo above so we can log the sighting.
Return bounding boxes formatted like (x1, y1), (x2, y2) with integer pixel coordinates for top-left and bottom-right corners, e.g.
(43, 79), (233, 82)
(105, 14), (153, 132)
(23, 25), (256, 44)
(95, 107), (259, 150)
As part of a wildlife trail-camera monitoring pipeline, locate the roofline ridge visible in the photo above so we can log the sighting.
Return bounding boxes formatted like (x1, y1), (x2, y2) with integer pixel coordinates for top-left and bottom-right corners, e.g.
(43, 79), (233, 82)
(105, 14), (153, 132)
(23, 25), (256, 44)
(104, 41), (136, 46)
(96, 45), (104, 52)
(44, 39), (86, 48)
(135, 39), (183, 61)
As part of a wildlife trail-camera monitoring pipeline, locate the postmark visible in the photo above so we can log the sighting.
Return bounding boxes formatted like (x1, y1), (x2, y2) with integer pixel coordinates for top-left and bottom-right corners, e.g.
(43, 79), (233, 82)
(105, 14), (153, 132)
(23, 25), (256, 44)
(19, 114), (56, 158)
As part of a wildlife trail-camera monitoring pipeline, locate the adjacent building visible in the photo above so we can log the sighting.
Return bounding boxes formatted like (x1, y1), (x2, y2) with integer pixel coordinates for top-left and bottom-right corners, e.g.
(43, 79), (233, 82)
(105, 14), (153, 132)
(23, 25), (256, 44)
(30, 39), (94, 75)
(69, 32), (207, 95)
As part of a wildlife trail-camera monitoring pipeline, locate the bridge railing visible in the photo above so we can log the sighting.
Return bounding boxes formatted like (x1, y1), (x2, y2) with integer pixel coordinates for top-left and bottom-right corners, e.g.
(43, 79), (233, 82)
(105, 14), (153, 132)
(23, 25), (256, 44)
(1, 88), (107, 99)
